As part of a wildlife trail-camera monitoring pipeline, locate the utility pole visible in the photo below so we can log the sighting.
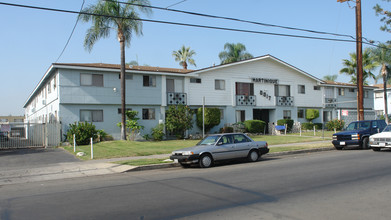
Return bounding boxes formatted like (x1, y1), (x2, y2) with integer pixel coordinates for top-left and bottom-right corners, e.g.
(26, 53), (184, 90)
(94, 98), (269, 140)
(338, 0), (364, 120)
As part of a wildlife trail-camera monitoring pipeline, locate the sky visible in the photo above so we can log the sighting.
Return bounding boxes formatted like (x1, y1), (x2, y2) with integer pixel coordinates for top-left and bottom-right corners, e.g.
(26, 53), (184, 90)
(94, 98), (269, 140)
(0, 0), (390, 116)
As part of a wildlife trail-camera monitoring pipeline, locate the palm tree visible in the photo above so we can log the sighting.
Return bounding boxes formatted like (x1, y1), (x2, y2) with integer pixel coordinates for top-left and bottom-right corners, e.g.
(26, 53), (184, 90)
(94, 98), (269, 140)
(218, 43), (253, 64)
(340, 48), (378, 85)
(172, 45), (196, 69)
(369, 43), (391, 123)
(323, 74), (338, 82)
(79, 0), (152, 140)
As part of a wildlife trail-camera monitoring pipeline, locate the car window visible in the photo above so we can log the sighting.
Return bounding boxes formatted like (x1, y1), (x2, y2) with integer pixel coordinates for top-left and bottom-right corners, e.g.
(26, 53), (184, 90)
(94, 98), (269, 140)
(233, 134), (249, 143)
(346, 122), (370, 131)
(383, 125), (391, 132)
(372, 121), (378, 128)
(197, 135), (220, 145)
(220, 135), (233, 145)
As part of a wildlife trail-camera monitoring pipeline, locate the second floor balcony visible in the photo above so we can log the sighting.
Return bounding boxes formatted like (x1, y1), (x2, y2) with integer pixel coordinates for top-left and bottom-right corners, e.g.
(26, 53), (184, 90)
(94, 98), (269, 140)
(276, 96), (294, 106)
(325, 98), (337, 108)
(236, 95), (256, 106)
(167, 92), (187, 105)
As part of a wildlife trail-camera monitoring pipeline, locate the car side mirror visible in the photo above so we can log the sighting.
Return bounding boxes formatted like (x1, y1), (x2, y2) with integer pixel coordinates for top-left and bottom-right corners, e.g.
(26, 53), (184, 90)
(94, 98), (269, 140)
(216, 141), (223, 146)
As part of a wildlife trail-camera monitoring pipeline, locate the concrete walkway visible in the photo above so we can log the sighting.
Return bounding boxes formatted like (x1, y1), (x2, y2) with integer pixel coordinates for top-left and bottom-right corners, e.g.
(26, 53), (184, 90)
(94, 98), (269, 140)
(0, 141), (333, 186)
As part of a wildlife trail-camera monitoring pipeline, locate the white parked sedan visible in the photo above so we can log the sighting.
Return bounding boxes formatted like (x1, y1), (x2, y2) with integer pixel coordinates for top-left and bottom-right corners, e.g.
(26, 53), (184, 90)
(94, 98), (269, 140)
(369, 124), (391, 151)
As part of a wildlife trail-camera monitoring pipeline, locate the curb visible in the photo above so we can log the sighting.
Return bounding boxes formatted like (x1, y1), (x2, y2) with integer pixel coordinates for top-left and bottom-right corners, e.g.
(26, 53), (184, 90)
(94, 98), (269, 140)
(124, 147), (335, 172)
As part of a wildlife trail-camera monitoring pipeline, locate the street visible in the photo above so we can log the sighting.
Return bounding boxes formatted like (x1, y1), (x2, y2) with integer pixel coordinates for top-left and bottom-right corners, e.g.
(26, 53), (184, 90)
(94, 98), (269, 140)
(1, 150), (391, 220)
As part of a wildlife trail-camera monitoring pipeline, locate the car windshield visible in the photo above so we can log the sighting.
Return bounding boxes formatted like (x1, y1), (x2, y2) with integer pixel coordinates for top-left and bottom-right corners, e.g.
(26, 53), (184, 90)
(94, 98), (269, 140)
(345, 121), (371, 131)
(197, 135), (221, 145)
(382, 125), (391, 132)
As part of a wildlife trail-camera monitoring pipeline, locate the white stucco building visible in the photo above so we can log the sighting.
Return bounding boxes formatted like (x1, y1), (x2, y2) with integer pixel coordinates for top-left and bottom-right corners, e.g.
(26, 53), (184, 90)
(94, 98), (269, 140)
(24, 55), (376, 140)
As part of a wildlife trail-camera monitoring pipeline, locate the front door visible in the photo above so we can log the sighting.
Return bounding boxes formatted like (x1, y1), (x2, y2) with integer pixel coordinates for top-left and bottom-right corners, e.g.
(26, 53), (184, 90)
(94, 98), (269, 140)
(253, 109), (269, 133)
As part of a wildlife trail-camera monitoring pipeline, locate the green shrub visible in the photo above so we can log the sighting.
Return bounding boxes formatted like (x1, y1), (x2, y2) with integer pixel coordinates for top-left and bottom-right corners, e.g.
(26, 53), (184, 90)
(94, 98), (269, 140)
(277, 119), (294, 132)
(196, 108), (221, 133)
(244, 120), (266, 133)
(301, 122), (323, 130)
(151, 124), (165, 141)
(219, 126), (234, 133)
(326, 119), (345, 131)
(306, 109), (319, 122)
(66, 122), (99, 145)
(165, 105), (193, 139)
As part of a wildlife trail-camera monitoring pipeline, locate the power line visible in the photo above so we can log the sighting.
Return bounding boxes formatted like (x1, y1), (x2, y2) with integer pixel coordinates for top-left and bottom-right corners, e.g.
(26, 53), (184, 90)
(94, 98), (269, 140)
(0, 1), (380, 47)
(166, 0), (187, 9)
(55, 0), (85, 63)
(104, 0), (359, 41)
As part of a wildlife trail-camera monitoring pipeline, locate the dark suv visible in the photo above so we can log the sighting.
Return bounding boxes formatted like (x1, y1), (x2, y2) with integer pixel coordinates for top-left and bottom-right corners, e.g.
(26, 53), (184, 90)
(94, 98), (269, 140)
(332, 120), (386, 150)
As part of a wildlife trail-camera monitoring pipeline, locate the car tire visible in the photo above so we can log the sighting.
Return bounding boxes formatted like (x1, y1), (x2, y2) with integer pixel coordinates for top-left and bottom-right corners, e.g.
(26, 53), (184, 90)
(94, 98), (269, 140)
(248, 150), (259, 162)
(372, 147), (381, 152)
(361, 137), (369, 149)
(199, 154), (213, 168)
(334, 145), (343, 150)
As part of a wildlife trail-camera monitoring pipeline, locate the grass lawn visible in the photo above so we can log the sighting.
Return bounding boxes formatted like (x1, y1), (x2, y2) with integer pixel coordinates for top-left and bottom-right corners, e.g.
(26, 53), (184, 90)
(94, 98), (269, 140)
(62, 133), (333, 160)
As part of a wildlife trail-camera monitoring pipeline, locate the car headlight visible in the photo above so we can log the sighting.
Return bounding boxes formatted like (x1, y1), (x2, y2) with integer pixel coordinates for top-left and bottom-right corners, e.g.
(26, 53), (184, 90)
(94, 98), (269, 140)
(182, 151), (194, 156)
(352, 133), (360, 140)
(369, 137), (374, 142)
(332, 135), (337, 140)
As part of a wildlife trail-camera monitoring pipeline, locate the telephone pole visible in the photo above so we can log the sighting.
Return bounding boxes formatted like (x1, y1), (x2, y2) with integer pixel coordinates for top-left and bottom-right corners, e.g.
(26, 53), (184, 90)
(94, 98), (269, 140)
(338, 0), (364, 120)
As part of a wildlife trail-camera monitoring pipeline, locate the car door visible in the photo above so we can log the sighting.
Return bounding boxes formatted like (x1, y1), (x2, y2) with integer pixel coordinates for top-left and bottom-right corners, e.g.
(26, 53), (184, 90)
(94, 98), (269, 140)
(233, 134), (252, 158)
(212, 135), (235, 161)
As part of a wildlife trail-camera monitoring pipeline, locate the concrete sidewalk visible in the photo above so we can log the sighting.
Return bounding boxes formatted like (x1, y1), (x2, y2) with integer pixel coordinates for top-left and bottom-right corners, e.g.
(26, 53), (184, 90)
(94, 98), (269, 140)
(0, 141), (333, 186)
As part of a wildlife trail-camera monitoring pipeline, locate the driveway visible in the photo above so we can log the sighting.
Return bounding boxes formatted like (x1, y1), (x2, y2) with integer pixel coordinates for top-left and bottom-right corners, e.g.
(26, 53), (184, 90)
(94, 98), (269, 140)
(0, 148), (80, 170)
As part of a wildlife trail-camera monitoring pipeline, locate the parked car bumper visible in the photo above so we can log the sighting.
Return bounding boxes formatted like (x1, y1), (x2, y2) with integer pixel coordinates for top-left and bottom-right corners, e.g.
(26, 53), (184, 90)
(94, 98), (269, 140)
(170, 154), (200, 164)
(332, 140), (361, 147)
(259, 147), (269, 155)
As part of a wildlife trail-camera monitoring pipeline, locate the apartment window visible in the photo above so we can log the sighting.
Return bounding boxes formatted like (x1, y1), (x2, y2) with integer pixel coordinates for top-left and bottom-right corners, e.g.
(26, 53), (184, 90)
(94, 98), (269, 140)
(81, 73), (104, 87)
(375, 92), (383, 98)
(143, 75), (156, 87)
(215, 80), (225, 90)
(283, 110), (291, 119)
(313, 86), (321, 90)
(118, 73), (133, 80)
(349, 88), (355, 92)
(190, 78), (201, 83)
(118, 108), (132, 114)
(53, 76), (57, 90)
(236, 82), (254, 95)
(298, 109), (305, 119)
(80, 110), (103, 122)
(48, 82), (51, 94)
(142, 108), (155, 120)
(338, 88), (345, 96)
(236, 110), (245, 122)
(364, 90), (369, 98)
(298, 85), (305, 94)
(275, 85), (291, 97)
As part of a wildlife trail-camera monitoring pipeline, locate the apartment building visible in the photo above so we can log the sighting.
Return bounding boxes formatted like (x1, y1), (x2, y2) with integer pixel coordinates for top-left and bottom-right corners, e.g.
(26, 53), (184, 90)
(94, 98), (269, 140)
(23, 55), (376, 140)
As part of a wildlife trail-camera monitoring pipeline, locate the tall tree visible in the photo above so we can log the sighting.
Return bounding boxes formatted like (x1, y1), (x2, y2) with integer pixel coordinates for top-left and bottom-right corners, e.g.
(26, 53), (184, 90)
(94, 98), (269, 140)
(339, 49), (378, 85)
(172, 45), (196, 69)
(79, 0), (151, 140)
(374, 0), (391, 33)
(369, 43), (391, 123)
(323, 74), (338, 82)
(218, 43), (253, 64)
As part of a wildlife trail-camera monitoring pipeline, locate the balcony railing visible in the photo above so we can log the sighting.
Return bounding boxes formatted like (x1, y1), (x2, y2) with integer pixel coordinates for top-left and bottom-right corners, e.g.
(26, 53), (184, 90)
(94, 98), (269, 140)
(324, 98), (337, 108)
(276, 96), (294, 106)
(167, 92), (187, 105)
(236, 95), (256, 106)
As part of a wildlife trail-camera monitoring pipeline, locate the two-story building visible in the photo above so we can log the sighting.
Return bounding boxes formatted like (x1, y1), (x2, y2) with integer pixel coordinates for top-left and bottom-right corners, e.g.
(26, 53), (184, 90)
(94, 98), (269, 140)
(23, 55), (376, 140)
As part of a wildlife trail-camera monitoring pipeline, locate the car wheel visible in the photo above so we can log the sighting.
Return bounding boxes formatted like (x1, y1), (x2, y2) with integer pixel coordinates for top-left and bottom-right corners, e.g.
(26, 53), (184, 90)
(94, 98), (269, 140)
(334, 145), (343, 150)
(248, 150), (259, 162)
(372, 147), (381, 152)
(199, 154), (213, 168)
(361, 137), (369, 149)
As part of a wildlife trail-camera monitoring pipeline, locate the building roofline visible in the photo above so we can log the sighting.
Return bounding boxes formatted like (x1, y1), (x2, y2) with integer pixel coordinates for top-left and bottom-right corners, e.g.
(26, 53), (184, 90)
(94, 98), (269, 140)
(187, 54), (324, 83)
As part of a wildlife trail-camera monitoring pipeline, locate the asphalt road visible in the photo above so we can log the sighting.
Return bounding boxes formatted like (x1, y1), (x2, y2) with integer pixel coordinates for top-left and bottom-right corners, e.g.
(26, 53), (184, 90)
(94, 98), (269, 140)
(1, 149), (391, 220)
